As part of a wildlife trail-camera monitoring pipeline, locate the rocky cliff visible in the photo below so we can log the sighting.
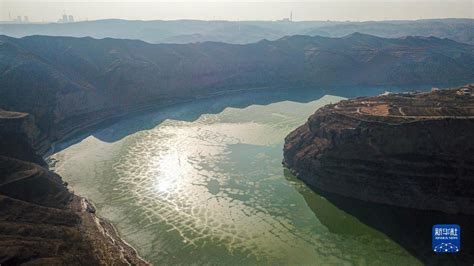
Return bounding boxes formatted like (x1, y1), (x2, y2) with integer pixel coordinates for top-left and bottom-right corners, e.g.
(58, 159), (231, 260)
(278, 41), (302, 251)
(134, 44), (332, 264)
(1, 33), (473, 154)
(0, 111), (148, 265)
(283, 85), (474, 214)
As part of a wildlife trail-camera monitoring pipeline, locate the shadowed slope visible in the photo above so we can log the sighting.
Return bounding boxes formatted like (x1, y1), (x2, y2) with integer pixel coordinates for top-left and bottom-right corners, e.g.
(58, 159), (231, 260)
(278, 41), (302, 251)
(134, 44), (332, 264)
(1, 33), (473, 156)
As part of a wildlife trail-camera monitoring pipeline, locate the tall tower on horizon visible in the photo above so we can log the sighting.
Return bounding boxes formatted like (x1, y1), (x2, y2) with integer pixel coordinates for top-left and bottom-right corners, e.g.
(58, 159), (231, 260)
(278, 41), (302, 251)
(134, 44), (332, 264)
(290, 11), (292, 22)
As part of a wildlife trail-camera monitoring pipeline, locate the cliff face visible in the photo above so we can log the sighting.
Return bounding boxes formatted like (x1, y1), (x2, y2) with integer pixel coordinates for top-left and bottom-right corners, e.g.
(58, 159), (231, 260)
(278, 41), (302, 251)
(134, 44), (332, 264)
(0, 110), (46, 165)
(283, 85), (474, 214)
(1, 34), (473, 153)
(0, 111), (148, 265)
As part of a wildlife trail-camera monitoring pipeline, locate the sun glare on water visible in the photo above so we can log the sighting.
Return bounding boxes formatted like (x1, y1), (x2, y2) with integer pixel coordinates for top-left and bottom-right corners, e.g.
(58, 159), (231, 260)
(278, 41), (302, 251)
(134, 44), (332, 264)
(51, 96), (419, 265)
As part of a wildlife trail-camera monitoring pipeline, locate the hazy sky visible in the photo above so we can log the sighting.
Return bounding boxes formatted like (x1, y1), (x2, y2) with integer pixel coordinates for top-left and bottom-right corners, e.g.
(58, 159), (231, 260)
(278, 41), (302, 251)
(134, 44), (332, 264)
(1, 0), (472, 22)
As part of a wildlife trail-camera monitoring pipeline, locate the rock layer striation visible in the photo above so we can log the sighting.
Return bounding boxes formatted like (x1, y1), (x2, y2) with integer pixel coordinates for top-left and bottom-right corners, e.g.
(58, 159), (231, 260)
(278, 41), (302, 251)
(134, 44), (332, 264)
(283, 85), (474, 214)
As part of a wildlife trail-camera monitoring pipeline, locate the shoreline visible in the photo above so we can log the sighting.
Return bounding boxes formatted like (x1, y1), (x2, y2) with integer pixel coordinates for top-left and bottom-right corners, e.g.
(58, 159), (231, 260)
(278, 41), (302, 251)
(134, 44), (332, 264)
(41, 82), (468, 264)
(41, 85), (276, 158)
(40, 82), (457, 158)
(42, 85), (283, 264)
(72, 195), (150, 265)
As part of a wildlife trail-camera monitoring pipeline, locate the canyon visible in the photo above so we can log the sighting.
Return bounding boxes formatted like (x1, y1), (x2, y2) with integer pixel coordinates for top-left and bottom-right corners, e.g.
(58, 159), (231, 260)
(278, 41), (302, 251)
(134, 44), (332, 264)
(1, 33), (473, 155)
(1, 31), (474, 264)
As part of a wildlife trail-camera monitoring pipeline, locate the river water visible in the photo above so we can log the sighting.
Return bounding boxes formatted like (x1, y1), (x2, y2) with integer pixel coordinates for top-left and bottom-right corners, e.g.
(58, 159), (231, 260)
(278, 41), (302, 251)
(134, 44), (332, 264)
(50, 88), (422, 265)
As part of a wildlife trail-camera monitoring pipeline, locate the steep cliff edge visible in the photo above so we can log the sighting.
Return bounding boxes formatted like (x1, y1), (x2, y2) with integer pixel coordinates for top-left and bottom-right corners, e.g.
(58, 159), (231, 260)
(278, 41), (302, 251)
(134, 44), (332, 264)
(283, 85), (474, 214)
(0, 111), (148, 265)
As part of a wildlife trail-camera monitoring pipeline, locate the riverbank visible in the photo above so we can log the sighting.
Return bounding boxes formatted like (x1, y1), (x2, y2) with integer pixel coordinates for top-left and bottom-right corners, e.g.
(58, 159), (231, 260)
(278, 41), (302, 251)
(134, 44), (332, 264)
(0, 83), (469, 264)
(0, 154), (149, 265)
(0, 85), (350, 264)
(41, 86), (276, 157)
(49, 93), (421, 264)
(0, 108), (150, 264)
(0, 85), (293, 265)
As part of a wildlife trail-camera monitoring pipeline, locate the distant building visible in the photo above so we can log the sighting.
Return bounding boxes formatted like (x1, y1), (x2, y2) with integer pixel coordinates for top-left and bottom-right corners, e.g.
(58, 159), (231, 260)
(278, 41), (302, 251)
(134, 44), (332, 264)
(23, 16), (29, 23)
(15, 16), (22, 23)
(58, 14), (74, 23)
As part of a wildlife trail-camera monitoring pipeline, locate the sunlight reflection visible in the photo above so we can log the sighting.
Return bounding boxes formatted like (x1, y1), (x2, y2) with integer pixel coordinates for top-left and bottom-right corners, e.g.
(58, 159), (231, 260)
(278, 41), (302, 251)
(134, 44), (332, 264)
(153, 150), (183, 193)
(51, 96), (418, 265)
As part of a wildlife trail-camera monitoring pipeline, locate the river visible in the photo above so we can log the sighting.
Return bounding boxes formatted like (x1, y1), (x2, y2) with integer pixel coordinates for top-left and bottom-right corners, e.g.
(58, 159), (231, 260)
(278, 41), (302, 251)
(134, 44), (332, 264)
(49, 87), (424, 265)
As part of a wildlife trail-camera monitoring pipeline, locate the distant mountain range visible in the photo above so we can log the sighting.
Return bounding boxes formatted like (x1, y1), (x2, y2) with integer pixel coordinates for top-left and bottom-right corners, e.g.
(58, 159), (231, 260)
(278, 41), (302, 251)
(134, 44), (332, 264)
(0, 33), (473, 149)
(0, 18), (472, 45)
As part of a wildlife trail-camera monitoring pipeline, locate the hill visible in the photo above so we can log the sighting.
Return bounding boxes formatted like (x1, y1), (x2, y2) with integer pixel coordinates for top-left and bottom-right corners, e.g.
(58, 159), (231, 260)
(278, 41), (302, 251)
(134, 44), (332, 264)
(0, 19), (473, 44)
(0, 33), (473, 152)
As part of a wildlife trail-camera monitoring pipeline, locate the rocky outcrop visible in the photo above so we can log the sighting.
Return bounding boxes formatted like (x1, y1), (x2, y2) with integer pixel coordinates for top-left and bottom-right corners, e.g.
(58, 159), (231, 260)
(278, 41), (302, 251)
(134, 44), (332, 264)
(0, 110), (46, 165)
(283, 84), (474, 214)
(0, 112), (148, 265)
